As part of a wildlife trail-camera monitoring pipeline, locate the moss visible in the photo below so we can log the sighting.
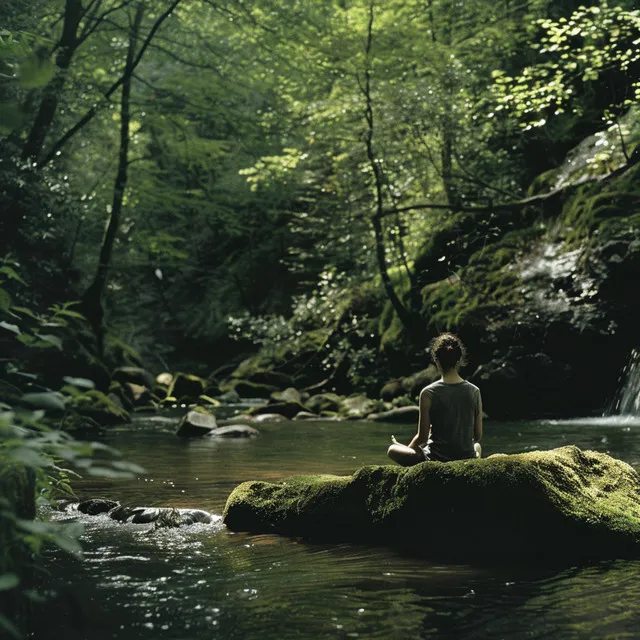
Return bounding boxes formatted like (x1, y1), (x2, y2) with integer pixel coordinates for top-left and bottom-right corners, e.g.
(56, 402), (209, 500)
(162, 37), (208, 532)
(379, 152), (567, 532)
(378, 301), (409, 353)
(559, 164), (640, 249)
(223, 446), (640, 563)
(419, 226), (544, 331)
(67, 390), (131, 425)
(167, 372), (205, 401)
(527, 167), (562, 196)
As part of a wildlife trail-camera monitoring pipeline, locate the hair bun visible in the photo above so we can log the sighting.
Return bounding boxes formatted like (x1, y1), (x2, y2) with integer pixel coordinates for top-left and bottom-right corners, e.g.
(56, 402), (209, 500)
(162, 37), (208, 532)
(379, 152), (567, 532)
(430, 332), (467, 372)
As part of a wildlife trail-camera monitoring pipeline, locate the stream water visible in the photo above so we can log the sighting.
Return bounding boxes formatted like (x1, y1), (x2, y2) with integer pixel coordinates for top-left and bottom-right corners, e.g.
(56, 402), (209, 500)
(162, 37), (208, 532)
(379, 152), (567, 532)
(32, 412), (640, 640)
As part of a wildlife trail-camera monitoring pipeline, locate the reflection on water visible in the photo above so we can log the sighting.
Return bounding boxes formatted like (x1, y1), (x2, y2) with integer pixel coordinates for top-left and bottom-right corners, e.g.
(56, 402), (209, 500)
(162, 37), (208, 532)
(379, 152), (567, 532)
(32, 415), (640, 639)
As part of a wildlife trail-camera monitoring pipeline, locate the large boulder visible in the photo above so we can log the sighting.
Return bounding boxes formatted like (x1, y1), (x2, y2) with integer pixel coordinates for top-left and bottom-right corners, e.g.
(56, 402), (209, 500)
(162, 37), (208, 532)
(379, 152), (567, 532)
(176, 409), (217, 438)
(306, 393), (342, 414)
(400, 366), (440, 398)
(249, 401), (308, 420)
(168, 373), (206, 402)
(64, 501), (217, 527)
(223, 446), (640, 563)
(380, 379), (405, 402)
(339, 394), (384, 420)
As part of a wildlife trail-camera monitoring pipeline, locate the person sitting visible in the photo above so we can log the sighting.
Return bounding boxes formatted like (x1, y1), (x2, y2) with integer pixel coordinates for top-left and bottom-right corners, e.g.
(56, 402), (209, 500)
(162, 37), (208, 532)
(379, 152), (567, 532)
(387, 333), (483, 466)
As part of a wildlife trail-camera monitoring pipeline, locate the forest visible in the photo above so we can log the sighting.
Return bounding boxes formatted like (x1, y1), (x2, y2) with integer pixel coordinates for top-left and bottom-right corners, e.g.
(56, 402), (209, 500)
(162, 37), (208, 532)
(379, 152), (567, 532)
(1, 0), (640, 637)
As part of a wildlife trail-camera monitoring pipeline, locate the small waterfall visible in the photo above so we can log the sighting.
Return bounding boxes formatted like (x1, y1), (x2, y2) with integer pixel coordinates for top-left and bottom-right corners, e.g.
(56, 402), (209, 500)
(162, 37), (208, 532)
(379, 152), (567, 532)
(612, 349), (640, 415)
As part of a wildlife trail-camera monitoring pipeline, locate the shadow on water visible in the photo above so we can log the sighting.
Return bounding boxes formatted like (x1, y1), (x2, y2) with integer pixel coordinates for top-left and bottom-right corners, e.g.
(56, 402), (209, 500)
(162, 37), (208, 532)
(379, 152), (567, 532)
(31, 413), (640, 639)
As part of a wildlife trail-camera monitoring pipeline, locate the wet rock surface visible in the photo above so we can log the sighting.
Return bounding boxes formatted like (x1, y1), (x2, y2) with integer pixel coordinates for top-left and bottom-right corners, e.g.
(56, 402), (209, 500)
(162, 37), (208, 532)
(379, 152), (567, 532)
(176, 409), (217, 437)
(65, 500), (217, 527)
(224, 446), (640, 563)
(209, 424), (259, 438)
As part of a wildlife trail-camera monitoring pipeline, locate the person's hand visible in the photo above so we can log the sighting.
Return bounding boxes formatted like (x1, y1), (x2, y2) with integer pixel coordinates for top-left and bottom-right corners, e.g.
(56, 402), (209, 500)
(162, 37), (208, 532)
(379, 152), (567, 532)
(391, 435), (399, 445)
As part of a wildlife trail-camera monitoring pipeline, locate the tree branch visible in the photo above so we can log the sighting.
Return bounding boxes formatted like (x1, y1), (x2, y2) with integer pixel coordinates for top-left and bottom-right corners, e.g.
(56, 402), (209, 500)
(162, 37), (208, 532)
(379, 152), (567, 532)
(383, 155), (640, 218)
(39, 0), (183, 167)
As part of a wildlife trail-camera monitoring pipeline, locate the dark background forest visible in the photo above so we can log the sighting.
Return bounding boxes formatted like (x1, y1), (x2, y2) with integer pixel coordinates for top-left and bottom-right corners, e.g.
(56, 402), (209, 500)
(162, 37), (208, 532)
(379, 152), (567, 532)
(1, 0), (640, 423)
(2, 0), (640, 635)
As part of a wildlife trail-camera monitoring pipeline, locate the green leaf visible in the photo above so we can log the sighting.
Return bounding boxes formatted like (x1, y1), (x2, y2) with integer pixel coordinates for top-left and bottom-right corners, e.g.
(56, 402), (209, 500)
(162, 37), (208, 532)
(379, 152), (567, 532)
(0, 320), (20, 335)
(0, 613), (21, 639)
(17, 519), (53, 535)
(56, 309), (85, 320)
(0, 574), (19, 591)
(18, 54), (55, 89)
(11, 306), (39, 320)
(21, 391), (66, 412)
(11, 447), (51, 469)
(35, 333), (63, 350)
(85, 467), (134, 479)
(0, 289), (12, 313)
(0, 266), (26, 284)
(62, 376), (95, 390)
(51, 535), (83, 556)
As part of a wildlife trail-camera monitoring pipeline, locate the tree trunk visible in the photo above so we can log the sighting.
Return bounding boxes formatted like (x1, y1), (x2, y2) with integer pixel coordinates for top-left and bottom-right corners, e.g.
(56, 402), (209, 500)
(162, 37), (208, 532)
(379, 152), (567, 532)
(441, 126), (461, 209)
(82, 4), (144, 354)
(39, 0), (183, 168)
(22, 0), (83, 162)
(362, 2), (424, 343)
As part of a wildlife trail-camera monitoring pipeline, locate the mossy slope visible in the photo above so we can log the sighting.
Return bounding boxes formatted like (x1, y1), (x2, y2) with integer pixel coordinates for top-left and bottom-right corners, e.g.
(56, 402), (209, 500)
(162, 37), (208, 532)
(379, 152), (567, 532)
(223, 446), (640, 563)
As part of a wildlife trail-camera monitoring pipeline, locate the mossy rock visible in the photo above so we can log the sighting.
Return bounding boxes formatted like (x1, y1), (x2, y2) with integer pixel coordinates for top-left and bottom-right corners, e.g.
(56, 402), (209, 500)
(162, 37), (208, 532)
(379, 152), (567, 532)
(167, 372), (206, 401)
(338, 394), (384, 419)
(67, 390), (131, 425)
(60, 413), (106, 436)
(176, 409), (217, 438)
(400, 366), (439, 398)
(380, 380), (404, 402)
(270, 387), (302, 404)
(306, 393), (342, 414)
(224, 446), (640, 563)
(228, 331), (330, 388)
(232, 380), (277, 399)
(248, 401), (308, 420)
(156, 372), (174, 387)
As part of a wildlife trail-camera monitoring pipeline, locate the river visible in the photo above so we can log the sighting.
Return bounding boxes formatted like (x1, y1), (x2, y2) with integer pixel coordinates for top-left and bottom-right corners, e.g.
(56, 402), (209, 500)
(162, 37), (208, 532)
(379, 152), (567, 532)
(33, 412), (640, 639)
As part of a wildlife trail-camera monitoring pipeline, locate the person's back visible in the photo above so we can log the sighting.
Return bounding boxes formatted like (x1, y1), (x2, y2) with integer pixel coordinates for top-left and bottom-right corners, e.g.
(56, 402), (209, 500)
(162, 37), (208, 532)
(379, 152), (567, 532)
(422, 379), (480, 462)
(387, 332), (483, 467)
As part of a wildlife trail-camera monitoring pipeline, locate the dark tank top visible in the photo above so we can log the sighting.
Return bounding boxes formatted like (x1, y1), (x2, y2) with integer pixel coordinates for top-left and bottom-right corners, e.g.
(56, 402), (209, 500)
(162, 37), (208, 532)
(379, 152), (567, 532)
(422, 380), (480, 462)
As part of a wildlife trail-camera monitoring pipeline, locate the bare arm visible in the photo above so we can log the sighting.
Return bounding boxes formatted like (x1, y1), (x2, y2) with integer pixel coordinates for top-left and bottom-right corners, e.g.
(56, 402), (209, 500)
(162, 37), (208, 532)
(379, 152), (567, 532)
(474, 392), (483, 442)
(407, 389), (431, 451)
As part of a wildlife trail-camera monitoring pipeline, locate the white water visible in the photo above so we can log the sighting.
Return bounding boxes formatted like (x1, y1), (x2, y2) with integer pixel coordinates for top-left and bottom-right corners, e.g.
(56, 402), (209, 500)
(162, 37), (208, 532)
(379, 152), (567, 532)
(612, 349), (640, 416)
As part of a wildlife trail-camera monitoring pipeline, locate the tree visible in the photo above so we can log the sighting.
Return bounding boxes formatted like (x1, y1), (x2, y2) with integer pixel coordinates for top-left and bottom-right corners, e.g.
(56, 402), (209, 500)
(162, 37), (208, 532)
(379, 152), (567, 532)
(81, 3), (145, 354)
